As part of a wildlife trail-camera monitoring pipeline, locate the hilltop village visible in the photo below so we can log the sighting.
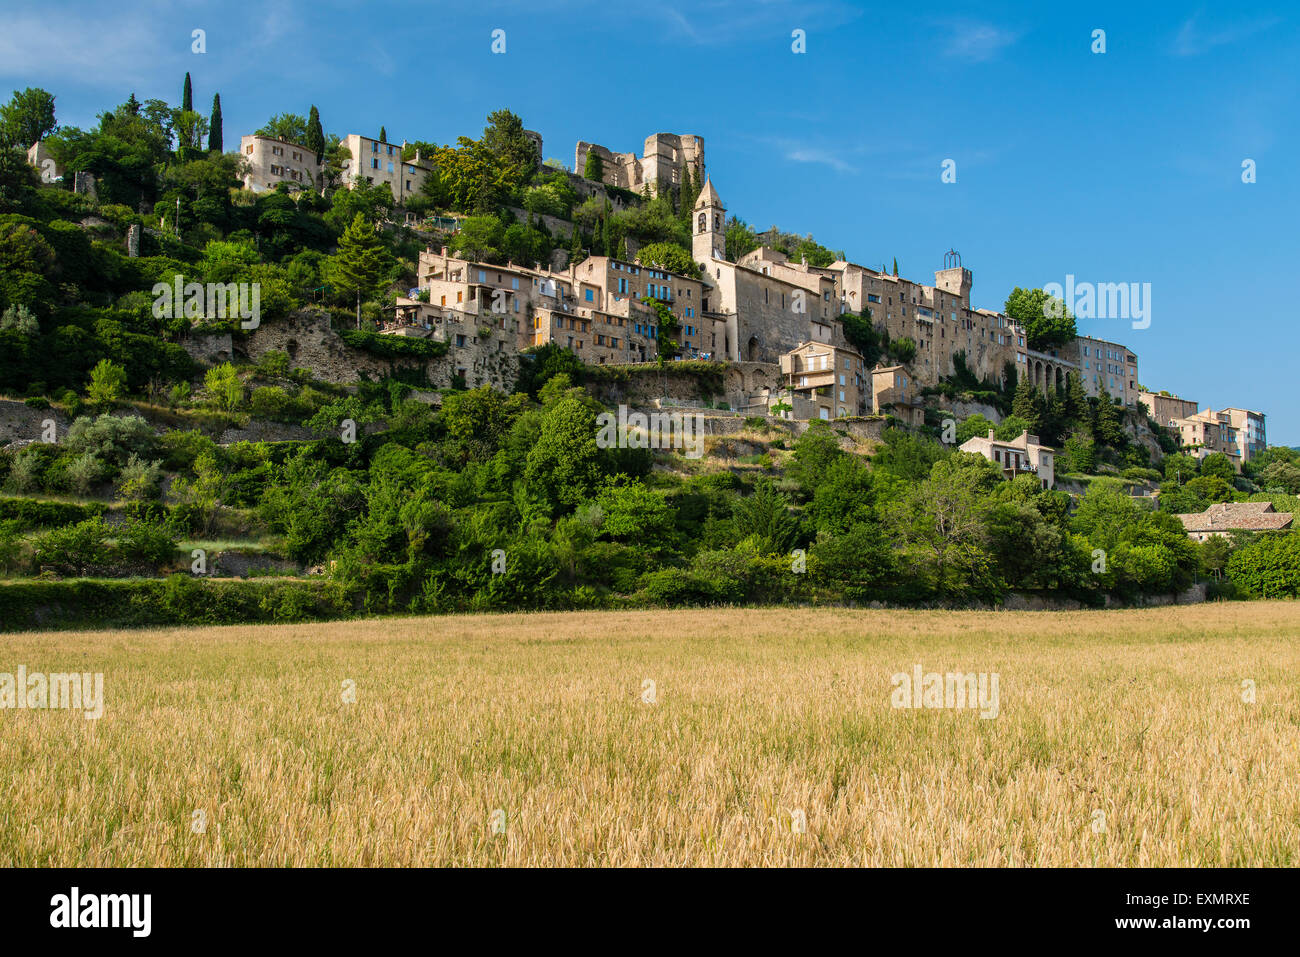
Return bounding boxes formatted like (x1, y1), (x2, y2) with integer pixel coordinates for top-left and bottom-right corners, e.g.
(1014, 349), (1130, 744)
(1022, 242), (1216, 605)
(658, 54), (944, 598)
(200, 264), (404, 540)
(3, 88), (1297, 629)
(227, 124), (1267, 470)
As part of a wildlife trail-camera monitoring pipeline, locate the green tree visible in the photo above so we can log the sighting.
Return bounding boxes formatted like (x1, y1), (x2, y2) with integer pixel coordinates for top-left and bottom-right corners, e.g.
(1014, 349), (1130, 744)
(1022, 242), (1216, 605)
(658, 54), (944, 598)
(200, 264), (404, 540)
(305, 106), (325, 164)
(1011, 378), (1045, 433)
(257, 113), (308, 145)
(182, 72), (193, 112)
(583, 150), (603, 182)
(452, 214), (505, 262)
(887, 453), (1000, 599)
(204, 362), (244, 411)
(328, 213), (395, 328)
(208, 93), (223, 153)
(724, 216), (758, 262)
(86, 358), (127, 407)
(0, 87), (57, 148)
(732, 480), (798, 554)
(481, 109), (537, 190)
(636, 241), (698, 277)
(1004, 286), (1076, 350)
(1094, 390), (1125, 447)
(524, 396), (605, 513)
(1200, 453), (1236, 483)
(1225, 531), (1300, 598)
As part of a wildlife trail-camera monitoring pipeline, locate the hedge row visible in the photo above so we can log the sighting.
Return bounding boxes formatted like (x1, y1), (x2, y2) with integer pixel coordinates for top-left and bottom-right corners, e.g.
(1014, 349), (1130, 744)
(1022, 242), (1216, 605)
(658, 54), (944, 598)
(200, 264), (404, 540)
(0, 576), (362, 632)
(0, 498), (109, 529)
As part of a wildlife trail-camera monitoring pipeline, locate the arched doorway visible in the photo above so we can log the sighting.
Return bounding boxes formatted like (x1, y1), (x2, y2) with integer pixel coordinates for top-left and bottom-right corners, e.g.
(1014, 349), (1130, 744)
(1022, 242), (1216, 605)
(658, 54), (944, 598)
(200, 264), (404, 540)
(747, 336), (759, 362)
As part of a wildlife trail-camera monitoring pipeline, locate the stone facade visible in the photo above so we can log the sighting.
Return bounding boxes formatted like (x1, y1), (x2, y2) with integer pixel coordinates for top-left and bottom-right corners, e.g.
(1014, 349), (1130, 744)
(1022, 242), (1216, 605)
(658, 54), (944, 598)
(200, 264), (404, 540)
(871, 365), (925, 426)
(239, 135), (320, 192)
(340, 134), (433, 203)
(415, 247), (720, 367)
(25, 140), (62, 183)
(1070, 335), (1139, 406)
(575, 133), (704, 195)
(959, 429), (1057, 489)
(778, 341), (866, 420)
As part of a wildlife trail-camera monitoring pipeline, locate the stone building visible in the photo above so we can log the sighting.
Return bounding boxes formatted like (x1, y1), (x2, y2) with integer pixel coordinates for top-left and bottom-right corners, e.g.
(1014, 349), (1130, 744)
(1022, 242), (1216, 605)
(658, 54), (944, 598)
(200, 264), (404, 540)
(1177, 502), (1292, 541)
(871, 364), (925, 426)
(1070, 335), (1139, 406)
(575, 133), (704, 195)
(25, 139), (62, 183)
(1139, 390), (1200, 426)
(1223, 408), (1267, 463)
(340, 134), (434, 203)
(959, 429), (1056, 489)
(778, 341), (866, 420)
(239, 135), (320, 192)
(413, 247), (719, 366)
(1138, 391), (1266, 467)
(693, 180), (844, 363)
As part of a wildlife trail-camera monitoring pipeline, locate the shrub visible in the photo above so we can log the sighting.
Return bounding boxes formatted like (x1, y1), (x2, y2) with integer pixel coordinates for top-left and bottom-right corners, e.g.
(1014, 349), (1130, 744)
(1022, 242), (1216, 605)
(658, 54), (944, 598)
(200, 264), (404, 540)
(114, 521), (178, 569)
(0, 497), (107, 528)
(31, 518), (112, 576)
(1227, 533), (1300, 599)
(65, 414), (158, 467)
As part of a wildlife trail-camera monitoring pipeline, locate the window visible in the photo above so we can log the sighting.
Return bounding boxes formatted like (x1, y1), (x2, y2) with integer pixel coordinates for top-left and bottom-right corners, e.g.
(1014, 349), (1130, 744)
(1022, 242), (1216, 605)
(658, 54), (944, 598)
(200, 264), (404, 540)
(371, 158), (379, 169)
(585, 289), (594, 302)
(478, 270), (486, 282)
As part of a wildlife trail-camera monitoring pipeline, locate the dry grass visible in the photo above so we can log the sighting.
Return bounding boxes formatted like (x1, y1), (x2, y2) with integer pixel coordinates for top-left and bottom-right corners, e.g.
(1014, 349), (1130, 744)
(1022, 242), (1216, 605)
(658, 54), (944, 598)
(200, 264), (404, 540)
(1, 602), (1297, 866)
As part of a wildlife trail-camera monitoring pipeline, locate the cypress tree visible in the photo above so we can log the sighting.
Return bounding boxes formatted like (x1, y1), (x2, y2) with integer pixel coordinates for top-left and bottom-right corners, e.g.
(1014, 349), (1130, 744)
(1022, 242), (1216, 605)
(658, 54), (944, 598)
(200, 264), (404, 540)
(182, 72), (193, 112)
(1012, 378), (1045, 433)
(1095, 391), (1125, 447)
(379, 125), (387, 144)
(208, 93), (223, 153)
(306, 105), (325, 163)
(892, 257), (899, 276)
(569, 226), (581, 262)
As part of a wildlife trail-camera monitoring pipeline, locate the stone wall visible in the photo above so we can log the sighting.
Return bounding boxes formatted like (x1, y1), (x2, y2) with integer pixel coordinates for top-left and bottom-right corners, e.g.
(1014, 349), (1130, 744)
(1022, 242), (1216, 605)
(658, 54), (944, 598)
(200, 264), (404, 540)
(239, 309), (519, 392)
(0, 399), (70, 446)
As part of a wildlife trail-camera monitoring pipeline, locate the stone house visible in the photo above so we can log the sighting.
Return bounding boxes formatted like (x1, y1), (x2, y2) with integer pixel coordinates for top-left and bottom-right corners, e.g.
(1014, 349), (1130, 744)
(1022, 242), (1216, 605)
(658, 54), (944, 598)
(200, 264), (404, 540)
(239, 135), (320, 192)
(1176, 502), (1293, 541)
(959, 429), (1056, 489)
(778, 341), (866, 420)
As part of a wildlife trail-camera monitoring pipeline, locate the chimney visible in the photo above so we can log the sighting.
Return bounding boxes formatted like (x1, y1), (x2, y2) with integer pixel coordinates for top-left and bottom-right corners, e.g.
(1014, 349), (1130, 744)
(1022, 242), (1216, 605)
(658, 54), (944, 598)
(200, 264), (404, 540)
(988, 429), (995, 440)
(441, 246), (449, 256)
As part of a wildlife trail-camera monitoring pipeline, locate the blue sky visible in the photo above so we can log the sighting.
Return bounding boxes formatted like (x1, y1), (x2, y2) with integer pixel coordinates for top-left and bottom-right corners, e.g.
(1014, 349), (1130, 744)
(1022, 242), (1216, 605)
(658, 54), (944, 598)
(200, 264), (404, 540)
(3, 0), (1297, 443)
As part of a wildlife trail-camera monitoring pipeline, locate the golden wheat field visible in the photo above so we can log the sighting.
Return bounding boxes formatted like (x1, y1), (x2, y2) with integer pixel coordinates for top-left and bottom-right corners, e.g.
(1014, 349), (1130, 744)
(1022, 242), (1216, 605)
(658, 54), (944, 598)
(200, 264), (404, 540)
(1, 602), (1297, 867)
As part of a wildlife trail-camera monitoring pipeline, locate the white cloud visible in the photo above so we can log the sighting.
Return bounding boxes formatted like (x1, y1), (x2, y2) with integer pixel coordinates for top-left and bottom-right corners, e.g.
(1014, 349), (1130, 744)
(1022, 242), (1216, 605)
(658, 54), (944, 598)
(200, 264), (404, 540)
(785, 147), (855, 173)
(938, 19), (1020, 63)
(1171, 12), (1280, 57)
